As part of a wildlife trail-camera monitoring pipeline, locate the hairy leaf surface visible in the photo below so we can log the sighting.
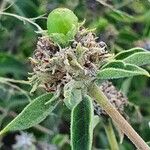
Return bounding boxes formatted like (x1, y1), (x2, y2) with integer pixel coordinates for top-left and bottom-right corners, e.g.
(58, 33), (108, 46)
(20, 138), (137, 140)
(114, 47), (150, 66)
(123, 52), (150, 66)
(64, 80), (83, 110)
(98, 61), (149, 79)
(114, 47), (146, 60)
(0, 93), (59, 135)
(71, 95), (93, 150)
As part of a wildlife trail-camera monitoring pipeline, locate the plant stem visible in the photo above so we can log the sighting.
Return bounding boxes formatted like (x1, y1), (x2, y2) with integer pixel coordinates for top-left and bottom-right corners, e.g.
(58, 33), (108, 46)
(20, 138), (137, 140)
(88, 83), (150, 150)
(0, 12), (43, 31)
(104, 119), (119, 150)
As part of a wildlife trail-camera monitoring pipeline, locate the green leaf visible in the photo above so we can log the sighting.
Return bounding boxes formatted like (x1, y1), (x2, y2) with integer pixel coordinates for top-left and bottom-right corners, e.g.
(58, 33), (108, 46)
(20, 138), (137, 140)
(0, 93), (59, 135)
(108, 10), (134, 23)
(49, 25), (77, 46)
(93, 115), (100, 129)
(47, 8), (78, 46)
(97, 61), (149, 79)
(123, 52), (150, 66)
(66, 25), (78, 41)
(114, 47), (146, 60)
(120, 77), (132, 95)
(117, 28), (139, 43)
(0, 53), (27, 76)
(15, 0), (38, 17)
(52, 134), (69, 147)
(64, 80), (83, 110)
(71, 95), (94, 150)
(64, 89), (82, 110)
(49, 33), (68, 46)
(114, 47), (150, 66)
(47, 8), (78, 35)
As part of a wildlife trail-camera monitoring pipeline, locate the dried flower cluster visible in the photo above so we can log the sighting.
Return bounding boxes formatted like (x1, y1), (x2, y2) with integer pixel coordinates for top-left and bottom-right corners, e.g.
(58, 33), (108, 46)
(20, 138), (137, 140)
(29, 27), (110, 93)
(93, 81), (128, 116)
(29, 27), (127, 116)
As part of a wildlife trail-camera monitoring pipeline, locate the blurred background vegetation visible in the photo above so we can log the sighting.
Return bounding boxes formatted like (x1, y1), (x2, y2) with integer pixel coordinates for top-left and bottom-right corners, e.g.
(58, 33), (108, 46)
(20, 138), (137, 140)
(0, 0), (150, 149)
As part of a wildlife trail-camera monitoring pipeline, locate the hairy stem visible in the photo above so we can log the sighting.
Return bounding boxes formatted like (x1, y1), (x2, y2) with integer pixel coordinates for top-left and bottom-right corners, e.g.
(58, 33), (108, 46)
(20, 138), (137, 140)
(88, 83), (150, 150)
(0, 12), (43, 31)
(104, 119), (119, 150)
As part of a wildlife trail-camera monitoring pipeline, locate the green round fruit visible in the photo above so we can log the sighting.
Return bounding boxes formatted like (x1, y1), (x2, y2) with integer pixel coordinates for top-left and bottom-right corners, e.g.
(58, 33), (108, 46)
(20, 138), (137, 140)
(47, 8), (78, 35)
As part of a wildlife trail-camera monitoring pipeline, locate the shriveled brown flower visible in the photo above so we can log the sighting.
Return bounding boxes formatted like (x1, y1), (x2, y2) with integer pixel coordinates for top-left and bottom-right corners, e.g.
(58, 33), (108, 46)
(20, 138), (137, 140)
(93, 81), (128, 116)
(29, 28), (111, 92)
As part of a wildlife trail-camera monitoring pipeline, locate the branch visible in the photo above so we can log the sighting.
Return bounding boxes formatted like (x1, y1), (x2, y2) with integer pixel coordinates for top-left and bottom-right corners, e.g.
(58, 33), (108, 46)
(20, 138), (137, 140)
(104, 119), (119, 150)
(0, 11), (43, 32)
(88, 83), (150, 150)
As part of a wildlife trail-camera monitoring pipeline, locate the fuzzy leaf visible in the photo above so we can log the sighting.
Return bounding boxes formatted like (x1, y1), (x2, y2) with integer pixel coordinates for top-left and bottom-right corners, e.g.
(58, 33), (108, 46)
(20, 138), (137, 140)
(71, 95), (93, 150)
(0, 93), (59, 135)
(64, 80), (83, 110)
(114, 47), (146, 60)
(64, 89), (82, 110)
(114, 47), (150, 66)
(98, 61), (149, 79)
(123, 52), (150, 66)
